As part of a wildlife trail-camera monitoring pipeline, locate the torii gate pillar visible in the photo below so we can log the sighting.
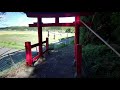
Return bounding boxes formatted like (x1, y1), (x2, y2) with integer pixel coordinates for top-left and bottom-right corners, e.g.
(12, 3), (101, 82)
(74, 16), (82, 78)
(38, 17), (43, 57)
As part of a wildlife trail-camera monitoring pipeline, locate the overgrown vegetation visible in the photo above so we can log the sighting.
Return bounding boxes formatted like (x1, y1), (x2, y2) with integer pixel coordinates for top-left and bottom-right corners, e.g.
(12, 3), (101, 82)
(80, 12), (120, 46)
(82, 44), (120, 78)
(81, 12), (120, 78)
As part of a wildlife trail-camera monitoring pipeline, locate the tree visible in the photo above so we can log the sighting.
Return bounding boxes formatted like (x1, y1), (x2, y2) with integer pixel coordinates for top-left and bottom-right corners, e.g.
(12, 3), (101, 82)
(0, 12), (5, 19)
(80, 12), (120, 46)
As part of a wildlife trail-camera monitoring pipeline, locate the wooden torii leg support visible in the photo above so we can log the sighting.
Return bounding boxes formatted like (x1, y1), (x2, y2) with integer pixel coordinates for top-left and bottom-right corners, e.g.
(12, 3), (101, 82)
(74, 16), (82, 78)
(25, 17), (49, 66)
(25, 42), (33, 66)
(38, 17), (43, 58)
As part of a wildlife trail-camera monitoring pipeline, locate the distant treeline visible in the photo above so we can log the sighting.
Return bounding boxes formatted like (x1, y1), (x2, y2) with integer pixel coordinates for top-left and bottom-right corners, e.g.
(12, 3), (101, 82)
(0, 26), (75, 33)
(0, 26), (37, 31)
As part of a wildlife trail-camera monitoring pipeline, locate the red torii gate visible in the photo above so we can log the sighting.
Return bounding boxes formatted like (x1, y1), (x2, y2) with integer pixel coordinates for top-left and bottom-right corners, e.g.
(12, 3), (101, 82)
(25, 12), (93, 77)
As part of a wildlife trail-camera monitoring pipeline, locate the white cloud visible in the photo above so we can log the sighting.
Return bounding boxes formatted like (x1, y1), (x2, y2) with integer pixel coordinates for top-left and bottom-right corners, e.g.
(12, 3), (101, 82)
(16, 16), (75, 26)
(17, 16), (37, 26)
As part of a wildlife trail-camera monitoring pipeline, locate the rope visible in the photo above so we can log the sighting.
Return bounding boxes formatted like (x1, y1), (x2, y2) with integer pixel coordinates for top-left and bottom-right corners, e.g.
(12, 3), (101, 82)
(80, 20), (120, 57)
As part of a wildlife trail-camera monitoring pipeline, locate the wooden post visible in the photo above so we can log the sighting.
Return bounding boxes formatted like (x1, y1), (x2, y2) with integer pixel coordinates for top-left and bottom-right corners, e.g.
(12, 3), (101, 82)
(48, 31), (49, 37)
(74, 16), (80, 62)
(55, 17), (59, 24)
(38, 18), (43, 57)
(74, 16), (82, 77)
(25, 42), (33, 66)
(75, 16), (80, 45)
(54, 33), (55, 40)
(76, 44), (82, 78)
(46, 37), (49, 51)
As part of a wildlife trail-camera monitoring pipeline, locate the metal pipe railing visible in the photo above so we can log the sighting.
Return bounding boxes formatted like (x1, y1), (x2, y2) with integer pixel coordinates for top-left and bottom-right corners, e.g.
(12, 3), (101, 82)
(0, 48), (12, 57)
(80, 20), (120, 57)
(0, 49), (25, 59)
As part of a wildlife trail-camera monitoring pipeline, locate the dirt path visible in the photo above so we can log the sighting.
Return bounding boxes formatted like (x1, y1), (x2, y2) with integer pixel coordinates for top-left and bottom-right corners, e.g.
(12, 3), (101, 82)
(3, 44), (75, 78)
(28, 44), (75, 78)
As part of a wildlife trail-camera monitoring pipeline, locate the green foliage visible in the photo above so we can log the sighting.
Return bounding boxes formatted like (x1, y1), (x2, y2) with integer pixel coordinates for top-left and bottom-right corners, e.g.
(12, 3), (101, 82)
(83, 44), (110, 58)
(59, 44), (68, 48)
(80, 12), (120, 46)
(59, 37), (66, 41)
(82, 44), (120, 78)
(0, 26), (37, 31)
(70, 40), (74, 44)
(0, 26), (75, 34)
(111, 12), (120, 26)
(79, 13), (120, 77)
(65, 28), (71, 33)
(80, 27), (89, 45)
(65, 28), (74, 33)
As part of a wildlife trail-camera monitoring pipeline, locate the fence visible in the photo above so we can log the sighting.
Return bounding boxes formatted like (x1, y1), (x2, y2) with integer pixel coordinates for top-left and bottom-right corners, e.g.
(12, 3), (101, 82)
(25, 37), (49, 66)
(0, 49), (25, 77)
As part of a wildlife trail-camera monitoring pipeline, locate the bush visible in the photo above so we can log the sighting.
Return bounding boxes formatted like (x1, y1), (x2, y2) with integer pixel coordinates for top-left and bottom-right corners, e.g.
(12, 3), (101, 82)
(82, 44), (120, 78)
(65, 28), (74, 33)
(65, 28), (71, 33)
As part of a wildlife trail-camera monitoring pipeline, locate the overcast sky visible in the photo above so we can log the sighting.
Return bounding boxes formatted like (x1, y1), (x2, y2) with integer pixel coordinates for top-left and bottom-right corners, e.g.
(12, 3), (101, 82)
(0, 12), (75, 27)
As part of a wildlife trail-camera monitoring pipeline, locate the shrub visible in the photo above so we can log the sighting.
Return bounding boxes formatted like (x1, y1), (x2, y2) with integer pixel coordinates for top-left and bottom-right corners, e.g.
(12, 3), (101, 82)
(82, 44), (120, 78)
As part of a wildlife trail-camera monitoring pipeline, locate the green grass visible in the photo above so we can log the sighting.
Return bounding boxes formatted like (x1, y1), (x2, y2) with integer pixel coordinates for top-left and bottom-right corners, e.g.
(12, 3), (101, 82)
(0, 31), (74, 49)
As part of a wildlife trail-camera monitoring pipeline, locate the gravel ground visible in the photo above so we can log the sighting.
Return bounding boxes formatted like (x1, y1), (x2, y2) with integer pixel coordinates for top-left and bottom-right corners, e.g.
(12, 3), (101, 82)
(28, 44), (75, 78)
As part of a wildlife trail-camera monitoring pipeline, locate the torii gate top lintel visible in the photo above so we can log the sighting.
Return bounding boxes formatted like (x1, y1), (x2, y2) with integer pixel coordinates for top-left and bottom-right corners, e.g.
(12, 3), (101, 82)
(25, 12), (93, 27)
(25, 12), (94, 17)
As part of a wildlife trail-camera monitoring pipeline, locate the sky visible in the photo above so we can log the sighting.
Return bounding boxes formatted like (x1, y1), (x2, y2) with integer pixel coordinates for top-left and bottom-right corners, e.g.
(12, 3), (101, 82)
(0, 12), (75, 28)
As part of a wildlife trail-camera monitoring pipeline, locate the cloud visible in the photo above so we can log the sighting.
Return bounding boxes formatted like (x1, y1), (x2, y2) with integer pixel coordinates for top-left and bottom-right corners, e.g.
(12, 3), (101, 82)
(17, 16), (37, 26)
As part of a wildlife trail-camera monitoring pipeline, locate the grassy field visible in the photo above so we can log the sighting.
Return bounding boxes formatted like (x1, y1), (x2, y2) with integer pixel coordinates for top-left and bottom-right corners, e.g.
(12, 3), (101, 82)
(0, 31), (74, 49)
